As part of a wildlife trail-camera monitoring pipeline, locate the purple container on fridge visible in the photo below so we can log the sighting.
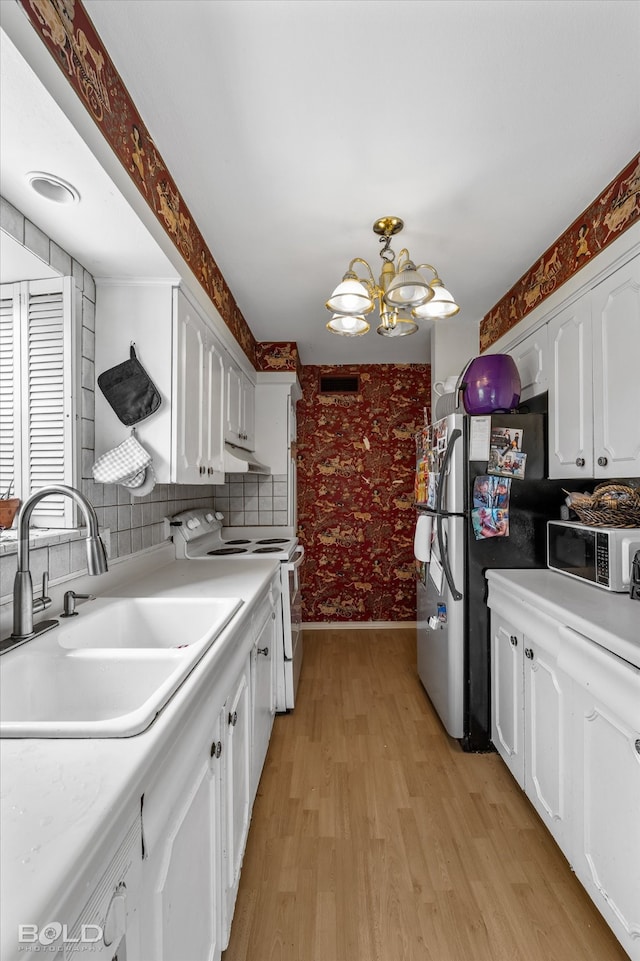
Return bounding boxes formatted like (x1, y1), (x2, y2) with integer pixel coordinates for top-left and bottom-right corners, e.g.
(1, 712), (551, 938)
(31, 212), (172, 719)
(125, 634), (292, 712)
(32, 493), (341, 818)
(461, 354), (521, 414)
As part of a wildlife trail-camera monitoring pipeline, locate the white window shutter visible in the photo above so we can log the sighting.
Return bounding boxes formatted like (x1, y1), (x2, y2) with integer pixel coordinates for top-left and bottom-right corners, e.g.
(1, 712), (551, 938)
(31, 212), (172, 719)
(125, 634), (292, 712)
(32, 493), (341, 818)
(20, 278), (76, 526)
(0, 283), (20, 500)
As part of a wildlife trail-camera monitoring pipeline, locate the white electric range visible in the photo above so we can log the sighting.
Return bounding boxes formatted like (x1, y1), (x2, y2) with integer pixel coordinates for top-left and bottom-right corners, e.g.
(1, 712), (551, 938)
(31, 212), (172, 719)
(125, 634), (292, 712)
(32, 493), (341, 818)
(167, 509), (304, 710)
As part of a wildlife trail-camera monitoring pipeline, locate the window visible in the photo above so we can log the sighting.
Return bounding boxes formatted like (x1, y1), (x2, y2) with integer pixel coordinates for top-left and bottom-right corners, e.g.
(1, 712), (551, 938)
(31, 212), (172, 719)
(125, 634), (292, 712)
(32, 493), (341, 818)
(0, 277), (77, 527)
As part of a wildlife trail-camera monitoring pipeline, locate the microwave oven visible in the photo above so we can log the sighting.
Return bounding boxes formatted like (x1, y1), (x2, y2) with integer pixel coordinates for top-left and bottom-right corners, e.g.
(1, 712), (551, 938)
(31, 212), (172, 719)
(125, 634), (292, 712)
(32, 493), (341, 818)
(547, 520), (640, 592)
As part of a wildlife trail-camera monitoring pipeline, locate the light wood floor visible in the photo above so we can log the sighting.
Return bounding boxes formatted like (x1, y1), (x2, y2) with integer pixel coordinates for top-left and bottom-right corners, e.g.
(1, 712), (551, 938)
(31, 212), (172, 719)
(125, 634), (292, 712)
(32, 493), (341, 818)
(222, 629), (628, 961)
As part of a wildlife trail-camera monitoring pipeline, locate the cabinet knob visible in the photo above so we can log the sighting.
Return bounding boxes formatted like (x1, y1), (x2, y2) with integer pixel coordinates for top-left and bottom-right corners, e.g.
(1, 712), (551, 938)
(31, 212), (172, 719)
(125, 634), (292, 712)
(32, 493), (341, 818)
(575, 457), (585, 467)
(257, 646), (269, 656)
(272, 612), (276, 620)
(228, 710), (238, 727)
(524, 647), (534, 660)
(635, 739), (640, 755)
(597, 455), (608, 467)
(199, 466), (205, 475)
(509, 635), (518, 647)
(210, 740), (222, 759)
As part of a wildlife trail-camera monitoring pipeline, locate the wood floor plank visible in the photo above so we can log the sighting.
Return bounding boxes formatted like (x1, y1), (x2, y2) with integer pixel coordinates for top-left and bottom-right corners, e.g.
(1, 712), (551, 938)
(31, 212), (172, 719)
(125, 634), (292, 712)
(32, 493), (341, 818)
(222, 629), (629, 961)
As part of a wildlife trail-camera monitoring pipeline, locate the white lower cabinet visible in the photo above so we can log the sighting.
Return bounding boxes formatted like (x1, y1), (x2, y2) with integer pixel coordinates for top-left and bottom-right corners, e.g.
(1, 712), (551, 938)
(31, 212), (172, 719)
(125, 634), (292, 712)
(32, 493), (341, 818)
(523, 634), (572, 853)
(250, 586), (279, 799)
(490, 598), (640, 961)
(564, 626), (640, 957)
(491, 610), (572, 851)
(140, 698), (224, 961)
(222, 658), (251, 948)
(491, 615), (525, 786)
(138, 578), (282, 960)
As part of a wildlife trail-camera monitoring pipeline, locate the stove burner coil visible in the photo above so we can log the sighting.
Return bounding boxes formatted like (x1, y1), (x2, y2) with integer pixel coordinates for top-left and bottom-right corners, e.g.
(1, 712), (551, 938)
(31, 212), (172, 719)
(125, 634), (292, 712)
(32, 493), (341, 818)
(225, 539), (251, 545)
(256, 537), (289, 544)
(207, 547), (248, 555)
(253, 546), (283, 553)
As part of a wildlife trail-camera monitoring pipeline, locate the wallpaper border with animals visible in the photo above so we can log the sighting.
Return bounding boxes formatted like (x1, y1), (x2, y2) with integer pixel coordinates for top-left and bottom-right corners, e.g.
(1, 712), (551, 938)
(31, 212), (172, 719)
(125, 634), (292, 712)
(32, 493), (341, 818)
(480, 153), (640, 351)
(19, 0), (258, 368)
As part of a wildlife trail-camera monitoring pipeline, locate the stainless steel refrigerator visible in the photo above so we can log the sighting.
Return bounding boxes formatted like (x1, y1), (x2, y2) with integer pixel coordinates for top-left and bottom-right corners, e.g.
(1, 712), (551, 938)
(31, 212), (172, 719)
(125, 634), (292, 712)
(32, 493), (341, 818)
(415, 396), (568, 751)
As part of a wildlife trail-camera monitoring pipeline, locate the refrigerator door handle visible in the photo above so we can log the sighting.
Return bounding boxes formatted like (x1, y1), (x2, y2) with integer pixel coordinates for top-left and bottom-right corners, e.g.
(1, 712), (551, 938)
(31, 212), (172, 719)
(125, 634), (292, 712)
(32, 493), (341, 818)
(436, 514), (463, 601)
(435, 428), (462, 516)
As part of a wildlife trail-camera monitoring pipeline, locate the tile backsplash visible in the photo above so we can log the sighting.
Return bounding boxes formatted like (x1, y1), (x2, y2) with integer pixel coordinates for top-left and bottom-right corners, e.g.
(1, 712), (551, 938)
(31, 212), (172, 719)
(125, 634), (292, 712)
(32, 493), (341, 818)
(211, 473), (289, 527)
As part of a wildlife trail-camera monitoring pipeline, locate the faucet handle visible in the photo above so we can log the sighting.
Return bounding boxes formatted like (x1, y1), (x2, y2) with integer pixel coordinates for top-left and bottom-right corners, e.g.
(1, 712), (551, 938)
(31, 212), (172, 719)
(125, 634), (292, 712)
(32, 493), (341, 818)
(33, 573), (52, 614)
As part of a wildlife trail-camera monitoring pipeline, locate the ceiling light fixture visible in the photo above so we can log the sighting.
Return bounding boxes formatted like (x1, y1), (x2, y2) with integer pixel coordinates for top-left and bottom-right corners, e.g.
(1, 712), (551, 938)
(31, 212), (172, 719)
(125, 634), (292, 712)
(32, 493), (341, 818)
(27, 171), (80, 205)
(326, 216), (459, 337)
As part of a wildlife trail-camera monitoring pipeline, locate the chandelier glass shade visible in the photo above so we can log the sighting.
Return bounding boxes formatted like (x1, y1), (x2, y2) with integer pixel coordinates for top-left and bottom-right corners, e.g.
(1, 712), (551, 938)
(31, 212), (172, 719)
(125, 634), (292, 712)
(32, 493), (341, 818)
(326, 313), (370, 336)
(325, 217), (459, 337)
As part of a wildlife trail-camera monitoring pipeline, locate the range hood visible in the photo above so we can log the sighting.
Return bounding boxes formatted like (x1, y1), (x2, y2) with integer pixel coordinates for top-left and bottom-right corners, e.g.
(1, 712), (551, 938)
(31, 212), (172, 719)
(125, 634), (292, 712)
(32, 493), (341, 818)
(223, 442), (271, 475)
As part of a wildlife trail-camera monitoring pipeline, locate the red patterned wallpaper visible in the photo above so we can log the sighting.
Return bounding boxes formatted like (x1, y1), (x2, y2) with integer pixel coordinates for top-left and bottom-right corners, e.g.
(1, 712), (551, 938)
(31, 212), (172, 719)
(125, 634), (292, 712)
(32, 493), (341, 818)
(255, 341), (302, 375)
(480, 153), (640, 351)
(297, 364), (431, 622)
(20, 0), (258, 367)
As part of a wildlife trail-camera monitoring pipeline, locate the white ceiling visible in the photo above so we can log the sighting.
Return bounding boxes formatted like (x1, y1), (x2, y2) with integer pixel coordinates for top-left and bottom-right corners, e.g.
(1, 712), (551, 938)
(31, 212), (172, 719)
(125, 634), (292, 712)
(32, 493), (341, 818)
(2, 1), (640, 366)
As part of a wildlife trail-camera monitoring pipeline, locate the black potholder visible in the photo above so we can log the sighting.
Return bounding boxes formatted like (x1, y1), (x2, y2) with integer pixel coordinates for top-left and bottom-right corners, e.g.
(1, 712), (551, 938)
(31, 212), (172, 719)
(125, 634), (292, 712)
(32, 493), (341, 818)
(97, 344), (161, 427)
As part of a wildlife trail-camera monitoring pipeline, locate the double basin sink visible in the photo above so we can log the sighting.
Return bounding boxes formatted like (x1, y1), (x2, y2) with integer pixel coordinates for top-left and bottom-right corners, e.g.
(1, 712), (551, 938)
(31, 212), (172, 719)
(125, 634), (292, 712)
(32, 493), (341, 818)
(0, 595), (243, 738)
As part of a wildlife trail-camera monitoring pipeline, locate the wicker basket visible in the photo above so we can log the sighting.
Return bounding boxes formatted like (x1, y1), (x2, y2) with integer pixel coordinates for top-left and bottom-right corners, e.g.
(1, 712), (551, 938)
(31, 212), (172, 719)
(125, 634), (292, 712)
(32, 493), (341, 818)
(563, 483), (640, 529)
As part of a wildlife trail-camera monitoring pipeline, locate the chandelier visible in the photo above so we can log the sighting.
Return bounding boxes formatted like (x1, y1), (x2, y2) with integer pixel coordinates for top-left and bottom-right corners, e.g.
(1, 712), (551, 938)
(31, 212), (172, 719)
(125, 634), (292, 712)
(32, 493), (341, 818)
(325, 216), (460, 337)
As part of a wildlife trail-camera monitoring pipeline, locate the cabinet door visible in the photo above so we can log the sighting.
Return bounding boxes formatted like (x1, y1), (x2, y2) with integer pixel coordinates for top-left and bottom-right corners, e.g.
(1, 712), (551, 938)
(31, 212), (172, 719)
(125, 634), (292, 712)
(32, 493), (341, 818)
(591, 255), (640, 478)
(224, 358), (244, 446)
(203, 333), (225, 481)
(251, 604), (277, 798)
(222, 659), (252, 947)
(172, 290), (205, 483)
(510, 325), (549, 401)
(548, 297), (594, 478)
(241, 373), (255, 451)
(491, 614), (525, 787)
(571, 648), (640, 958)
(142, 711), (224, 961)
(523, 641), (572, 852)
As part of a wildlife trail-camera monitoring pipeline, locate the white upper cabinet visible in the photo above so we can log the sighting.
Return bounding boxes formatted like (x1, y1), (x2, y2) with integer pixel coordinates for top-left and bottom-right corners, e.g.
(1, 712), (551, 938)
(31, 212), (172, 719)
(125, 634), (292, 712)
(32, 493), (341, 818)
(172, 290), (227, 483)
(253, 374), (301, 475)
(548, 297), (594, 477)
(172, 290), (206, 483)
(510, 324), (549, 401)
(548, 254), (640, 478)
(95, 283), (238, 485)
(591, 257), (640, 477)
(203, 327), (225, 477)
(224, 355), (255, 451)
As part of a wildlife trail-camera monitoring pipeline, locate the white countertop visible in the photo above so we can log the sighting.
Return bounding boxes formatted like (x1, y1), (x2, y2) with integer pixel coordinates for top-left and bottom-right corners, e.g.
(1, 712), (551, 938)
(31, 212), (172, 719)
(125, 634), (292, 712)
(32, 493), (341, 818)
(486, 568), (640, 668)
(0, 555), (279, 961)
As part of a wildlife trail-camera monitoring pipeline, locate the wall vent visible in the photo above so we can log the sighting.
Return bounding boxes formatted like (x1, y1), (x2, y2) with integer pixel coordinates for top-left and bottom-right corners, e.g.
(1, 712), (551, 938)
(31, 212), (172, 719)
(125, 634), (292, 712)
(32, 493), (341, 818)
(319, 374), (360, 394)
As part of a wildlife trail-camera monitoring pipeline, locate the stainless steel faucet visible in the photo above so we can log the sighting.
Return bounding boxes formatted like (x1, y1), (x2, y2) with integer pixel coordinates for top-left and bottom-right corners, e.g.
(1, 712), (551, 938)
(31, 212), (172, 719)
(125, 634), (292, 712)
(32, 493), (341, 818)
(8, 485), (108, 646)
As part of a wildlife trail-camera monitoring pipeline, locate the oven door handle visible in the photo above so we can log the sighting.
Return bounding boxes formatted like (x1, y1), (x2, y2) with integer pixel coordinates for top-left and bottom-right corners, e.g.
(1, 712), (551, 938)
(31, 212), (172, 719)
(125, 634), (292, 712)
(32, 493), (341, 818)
(290, 545), (305, 569)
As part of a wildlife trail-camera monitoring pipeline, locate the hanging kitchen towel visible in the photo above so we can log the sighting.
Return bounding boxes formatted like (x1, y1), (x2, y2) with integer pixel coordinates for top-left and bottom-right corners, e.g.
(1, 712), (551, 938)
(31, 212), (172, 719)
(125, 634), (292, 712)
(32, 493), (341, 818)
(92, 434), (152, 487)
(97, 344), (161, 427)
(414, 513), (433, 563)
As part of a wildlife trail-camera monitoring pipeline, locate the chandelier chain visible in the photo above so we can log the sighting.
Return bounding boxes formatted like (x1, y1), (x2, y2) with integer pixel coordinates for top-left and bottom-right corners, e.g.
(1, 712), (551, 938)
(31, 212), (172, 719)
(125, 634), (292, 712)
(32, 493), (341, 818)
(378, 234), (395, 263)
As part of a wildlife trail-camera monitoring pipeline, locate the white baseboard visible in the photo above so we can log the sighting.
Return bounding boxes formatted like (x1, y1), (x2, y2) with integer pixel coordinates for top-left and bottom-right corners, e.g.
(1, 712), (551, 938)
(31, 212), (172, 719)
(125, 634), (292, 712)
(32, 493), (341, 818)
(303, 621), (417, 630)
